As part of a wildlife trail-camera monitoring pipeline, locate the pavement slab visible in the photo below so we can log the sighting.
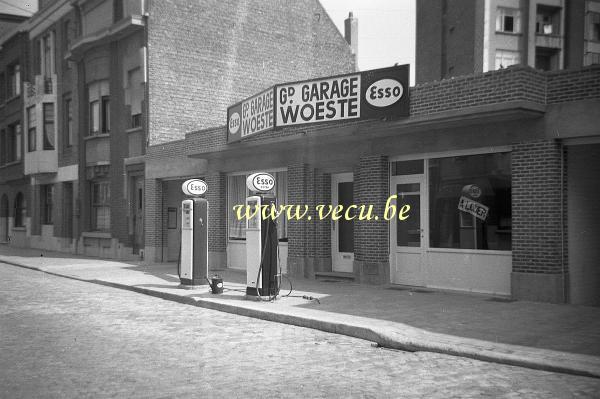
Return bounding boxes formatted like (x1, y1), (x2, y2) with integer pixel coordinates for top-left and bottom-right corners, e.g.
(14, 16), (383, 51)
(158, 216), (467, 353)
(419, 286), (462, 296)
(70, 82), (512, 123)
(1, 245), (599, 379)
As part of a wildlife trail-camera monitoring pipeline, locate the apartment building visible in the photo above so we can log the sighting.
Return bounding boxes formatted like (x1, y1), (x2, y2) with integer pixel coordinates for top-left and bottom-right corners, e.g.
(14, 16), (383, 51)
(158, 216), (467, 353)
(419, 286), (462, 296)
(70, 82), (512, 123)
(1, 0), (356, 259)
(416, 0), (600, 83)
(0, 12), (29, 247)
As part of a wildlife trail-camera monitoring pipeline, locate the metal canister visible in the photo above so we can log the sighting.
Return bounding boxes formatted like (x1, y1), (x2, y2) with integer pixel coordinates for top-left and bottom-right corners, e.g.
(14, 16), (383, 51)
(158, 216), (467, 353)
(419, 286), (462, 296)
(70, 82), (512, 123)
(210, 275), (223, 294)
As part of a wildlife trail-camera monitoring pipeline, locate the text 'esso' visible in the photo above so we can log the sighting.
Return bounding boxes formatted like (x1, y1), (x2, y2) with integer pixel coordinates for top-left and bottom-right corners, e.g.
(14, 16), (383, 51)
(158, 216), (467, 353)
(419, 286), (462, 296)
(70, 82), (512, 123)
(246, 172), (275, 192)
(366, 78), (404, 108)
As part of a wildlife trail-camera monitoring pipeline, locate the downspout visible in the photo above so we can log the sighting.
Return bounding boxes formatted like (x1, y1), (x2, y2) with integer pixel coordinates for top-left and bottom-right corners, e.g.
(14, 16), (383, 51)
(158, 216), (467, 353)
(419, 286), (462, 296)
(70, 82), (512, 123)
(560, 140), (567, 303)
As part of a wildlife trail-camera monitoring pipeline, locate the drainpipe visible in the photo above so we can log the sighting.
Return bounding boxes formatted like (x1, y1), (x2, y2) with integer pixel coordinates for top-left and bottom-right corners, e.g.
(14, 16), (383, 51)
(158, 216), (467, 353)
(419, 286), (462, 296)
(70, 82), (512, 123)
(560, 140), (567, 303)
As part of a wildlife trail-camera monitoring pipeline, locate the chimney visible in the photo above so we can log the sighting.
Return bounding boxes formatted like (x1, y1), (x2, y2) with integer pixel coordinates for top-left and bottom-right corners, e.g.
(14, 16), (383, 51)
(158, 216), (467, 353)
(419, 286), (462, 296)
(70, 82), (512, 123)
(344, 12), (358, 58)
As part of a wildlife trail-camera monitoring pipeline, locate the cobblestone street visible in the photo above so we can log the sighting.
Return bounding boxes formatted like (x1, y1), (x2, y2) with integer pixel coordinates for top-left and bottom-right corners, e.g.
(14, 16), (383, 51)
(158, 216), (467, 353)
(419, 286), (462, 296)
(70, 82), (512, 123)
(1, 264), (599, 398)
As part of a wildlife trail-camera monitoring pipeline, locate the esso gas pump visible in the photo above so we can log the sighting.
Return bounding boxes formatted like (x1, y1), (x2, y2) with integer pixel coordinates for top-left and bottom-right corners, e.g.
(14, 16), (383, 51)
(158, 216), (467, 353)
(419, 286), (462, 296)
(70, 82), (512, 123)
(245, 172), (279, 298)
(179, 179), (209, 287)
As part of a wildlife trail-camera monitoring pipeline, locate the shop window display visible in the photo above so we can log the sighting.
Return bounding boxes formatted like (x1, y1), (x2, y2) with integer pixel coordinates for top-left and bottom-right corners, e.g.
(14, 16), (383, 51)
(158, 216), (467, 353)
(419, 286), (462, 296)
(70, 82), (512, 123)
(429, 153), (511, 250)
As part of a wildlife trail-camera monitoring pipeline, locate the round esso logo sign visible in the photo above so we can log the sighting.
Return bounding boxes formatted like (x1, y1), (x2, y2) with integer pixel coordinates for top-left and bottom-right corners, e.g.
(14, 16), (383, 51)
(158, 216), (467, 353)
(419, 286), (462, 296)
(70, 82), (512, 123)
(462, 184), (482, 199)
(182, 179), (208, 196)
(366, 78), (404, 108)
(246, 172), (275, 192)
(229, 112), (241, 135)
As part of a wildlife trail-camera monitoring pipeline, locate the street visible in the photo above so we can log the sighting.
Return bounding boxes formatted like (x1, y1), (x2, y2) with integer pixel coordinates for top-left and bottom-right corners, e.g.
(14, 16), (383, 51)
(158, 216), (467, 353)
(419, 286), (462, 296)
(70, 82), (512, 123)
(1, 264), (599, 399)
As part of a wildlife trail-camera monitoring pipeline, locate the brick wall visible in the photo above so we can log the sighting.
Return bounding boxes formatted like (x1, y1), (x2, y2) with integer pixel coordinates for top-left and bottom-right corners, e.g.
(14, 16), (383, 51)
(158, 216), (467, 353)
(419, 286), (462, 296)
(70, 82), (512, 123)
(146, 0), (355, 146)
(287, 164), (308, 259)
(546, 65), (600, 104)
(411, 66), (547, 117)
(144, 178), (163, 257)
(512, 140), (567, 275)
(354, 155), (389, 264)
(205, 173), (226, 253)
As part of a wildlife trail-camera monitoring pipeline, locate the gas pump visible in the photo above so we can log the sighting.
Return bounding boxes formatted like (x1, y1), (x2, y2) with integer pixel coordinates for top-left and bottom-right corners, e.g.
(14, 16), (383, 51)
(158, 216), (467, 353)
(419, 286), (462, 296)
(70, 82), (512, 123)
(179, 179), (209, 287)
(245, 173), (279, 298)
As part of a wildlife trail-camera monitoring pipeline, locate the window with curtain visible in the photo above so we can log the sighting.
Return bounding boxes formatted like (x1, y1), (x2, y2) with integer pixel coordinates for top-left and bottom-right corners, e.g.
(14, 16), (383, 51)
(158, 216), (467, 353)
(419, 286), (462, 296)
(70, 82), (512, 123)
(88, 81), (109, 136)
(227, 171), (288, 241)
(429, 153), (511, 251)
(27, 106), (36, 152)
(43, 103), (55, 150)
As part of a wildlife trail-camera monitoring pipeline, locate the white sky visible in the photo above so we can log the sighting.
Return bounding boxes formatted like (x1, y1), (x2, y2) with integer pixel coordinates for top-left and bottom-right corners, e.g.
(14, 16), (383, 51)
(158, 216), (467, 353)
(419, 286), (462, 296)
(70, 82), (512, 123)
(319, 0), (416, 84)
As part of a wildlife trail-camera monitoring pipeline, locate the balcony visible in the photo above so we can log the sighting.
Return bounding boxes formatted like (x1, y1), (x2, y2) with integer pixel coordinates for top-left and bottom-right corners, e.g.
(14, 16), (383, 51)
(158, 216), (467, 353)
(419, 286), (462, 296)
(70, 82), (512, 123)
(67, 0), (145, 61)
(535, 34), (563, 50)
(23, 74), (57, 107)
(24, 149), (58, 175)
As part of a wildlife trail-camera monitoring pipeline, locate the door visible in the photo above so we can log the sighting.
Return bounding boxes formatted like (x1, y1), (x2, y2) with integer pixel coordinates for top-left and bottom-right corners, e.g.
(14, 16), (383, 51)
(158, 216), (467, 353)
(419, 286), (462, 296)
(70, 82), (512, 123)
(390, 175), (427, 286)
(0, 195), (8, 243)
(331, 173), (354, 272)
(132, 176), (144, 254)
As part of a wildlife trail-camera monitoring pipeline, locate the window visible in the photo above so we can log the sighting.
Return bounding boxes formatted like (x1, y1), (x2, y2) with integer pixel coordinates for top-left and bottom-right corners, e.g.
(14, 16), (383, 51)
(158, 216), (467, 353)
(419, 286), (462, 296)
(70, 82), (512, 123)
(64, 98), (73, 147)
(101, 96), (110, 133)
(42, 33), (53, 77)
(42, 184), (54, 225)
(43, 103), (55, 150)
(587, 12), (600, 41)
(227, 171), (288, 241)
(3, 123), (22, 163)
(495, 49), (521, 69)
(27, 106), (36, 152)
(89, 100), (99, 135)
(14, 192), (26, 228)
(7, 64), (20, 98)
(429, 153), (511, 251)
(88, 81), (109, 135)
(0, 130), (5, 165)
(536, 6), (560, 35)
(91, 181), (110, 231)
(496, 8), (521, 33)
(126, 68), (143, 128)
(0, 73), (5, 103)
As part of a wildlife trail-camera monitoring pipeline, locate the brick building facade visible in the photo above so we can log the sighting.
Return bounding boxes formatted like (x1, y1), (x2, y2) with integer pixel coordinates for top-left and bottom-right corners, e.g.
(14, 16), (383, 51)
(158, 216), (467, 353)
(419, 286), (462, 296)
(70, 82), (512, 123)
(151, 64), (600, 306)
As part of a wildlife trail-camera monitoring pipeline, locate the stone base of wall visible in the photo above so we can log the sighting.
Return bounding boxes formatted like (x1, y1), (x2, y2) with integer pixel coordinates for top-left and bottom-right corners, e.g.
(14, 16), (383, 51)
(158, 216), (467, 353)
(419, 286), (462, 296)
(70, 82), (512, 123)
(511, 272), (568, 303)
(354, 260), (390, 285)
(287, 256), (331, 279)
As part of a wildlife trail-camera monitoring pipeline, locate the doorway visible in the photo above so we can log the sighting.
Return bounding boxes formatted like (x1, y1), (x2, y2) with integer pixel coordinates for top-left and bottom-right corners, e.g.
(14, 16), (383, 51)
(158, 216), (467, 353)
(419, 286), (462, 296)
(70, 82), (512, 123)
(331, 173), (354, 272)
(390, 174), (427, 286)
(0, 195), (8, 243)
(131, 176), (144, 254)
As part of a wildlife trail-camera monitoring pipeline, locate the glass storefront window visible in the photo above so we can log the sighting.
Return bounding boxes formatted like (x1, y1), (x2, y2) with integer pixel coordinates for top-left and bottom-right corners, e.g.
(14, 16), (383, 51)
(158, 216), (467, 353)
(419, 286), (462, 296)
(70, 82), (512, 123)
(429, 153), (511, 250)
(227, 171), (288, 241)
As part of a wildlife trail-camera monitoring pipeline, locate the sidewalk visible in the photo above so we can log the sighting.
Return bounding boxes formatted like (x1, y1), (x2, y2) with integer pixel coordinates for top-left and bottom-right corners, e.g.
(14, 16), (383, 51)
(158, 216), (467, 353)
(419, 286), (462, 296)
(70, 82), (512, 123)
(1, 245), (599, 378)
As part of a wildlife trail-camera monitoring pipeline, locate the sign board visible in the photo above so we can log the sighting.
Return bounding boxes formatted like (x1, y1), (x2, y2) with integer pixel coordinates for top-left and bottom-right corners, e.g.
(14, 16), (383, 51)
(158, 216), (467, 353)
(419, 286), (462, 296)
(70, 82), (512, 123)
(182, 179), (207, 196)
(226, 64), (409, 142)
(458, 196), (489, 221)
(227, 88), (275, 143)
(246, 172), (275, 192)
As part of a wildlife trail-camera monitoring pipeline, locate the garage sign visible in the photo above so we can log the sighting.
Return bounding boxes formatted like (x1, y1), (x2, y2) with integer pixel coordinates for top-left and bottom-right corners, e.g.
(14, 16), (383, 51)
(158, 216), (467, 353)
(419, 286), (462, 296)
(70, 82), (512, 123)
(226, 64), (409, 142)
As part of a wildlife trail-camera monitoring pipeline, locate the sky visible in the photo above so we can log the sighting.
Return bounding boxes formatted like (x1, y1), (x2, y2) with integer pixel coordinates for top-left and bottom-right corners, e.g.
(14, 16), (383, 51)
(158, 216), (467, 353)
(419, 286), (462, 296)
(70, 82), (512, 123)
(319, 0), (416, 84)
(0, 0), (37, 16)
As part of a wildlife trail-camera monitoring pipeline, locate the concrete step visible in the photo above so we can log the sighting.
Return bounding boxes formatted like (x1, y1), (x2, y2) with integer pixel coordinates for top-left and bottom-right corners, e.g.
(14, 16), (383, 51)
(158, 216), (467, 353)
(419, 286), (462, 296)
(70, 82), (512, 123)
(314, 271), (355, 282)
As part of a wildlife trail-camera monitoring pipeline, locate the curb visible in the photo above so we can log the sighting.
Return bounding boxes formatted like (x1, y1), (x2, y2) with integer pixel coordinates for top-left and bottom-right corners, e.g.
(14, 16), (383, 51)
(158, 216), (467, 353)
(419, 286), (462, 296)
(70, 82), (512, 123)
(2, 258), (600, 379)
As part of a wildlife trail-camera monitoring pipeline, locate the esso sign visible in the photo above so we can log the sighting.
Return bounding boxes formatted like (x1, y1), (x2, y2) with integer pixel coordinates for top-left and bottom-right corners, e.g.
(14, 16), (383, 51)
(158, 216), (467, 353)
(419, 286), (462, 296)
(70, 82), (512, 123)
(462, 184), (482, 199)
(366, 78), (404, 108)
(182, 179), (208, 196)
(229, 112), (241, 135)
(246, 172), (275, 192)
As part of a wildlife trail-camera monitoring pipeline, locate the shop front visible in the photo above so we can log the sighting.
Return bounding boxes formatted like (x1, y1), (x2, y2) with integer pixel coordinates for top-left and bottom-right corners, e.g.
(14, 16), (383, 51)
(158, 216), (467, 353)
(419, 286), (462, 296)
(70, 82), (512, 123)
(389, 151), (512, 295)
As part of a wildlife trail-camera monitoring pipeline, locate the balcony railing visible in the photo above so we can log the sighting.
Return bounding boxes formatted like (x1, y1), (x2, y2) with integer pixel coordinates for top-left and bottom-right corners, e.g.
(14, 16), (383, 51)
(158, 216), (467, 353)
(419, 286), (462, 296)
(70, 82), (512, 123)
(24, 75), (56, 101)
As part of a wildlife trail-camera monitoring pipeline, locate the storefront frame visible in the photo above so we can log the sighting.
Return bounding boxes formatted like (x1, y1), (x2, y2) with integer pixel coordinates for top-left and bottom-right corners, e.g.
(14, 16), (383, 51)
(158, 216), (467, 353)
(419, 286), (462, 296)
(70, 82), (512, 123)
(389, 145), (513, 295)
